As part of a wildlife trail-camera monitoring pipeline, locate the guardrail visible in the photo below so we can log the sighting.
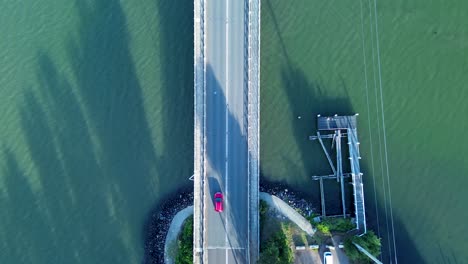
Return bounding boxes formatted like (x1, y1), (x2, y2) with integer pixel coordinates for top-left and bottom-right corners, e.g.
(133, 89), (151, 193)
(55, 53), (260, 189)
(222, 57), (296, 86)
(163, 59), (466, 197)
(247, 0), (261, 261)
(193, 0), (205, 262)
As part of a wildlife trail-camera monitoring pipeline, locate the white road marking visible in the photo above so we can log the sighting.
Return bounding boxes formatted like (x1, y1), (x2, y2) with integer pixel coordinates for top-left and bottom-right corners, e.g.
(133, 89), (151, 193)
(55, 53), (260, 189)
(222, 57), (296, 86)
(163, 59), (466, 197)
(245, 1), (251, 263)
(225, 0), (230, 263)
(206, 246), (245, 250)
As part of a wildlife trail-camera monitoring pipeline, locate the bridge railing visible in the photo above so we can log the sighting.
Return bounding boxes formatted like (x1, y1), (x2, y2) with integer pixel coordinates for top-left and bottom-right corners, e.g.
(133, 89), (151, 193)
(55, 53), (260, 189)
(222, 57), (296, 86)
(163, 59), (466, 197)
(193, 0), (205, 262)
(247, 0), (261, 261)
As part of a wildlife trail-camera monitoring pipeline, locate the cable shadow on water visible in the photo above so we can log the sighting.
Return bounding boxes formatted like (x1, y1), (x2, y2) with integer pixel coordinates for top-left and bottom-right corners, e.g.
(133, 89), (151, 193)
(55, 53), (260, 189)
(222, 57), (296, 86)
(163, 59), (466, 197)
(280, 64), (427, 264)
(263, 1), (427, 262)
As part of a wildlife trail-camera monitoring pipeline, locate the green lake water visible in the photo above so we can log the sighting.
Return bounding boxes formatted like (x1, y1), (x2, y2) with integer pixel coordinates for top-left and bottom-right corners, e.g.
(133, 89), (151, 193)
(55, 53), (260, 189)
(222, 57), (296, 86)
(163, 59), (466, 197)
(1, 0), (467, 263)
(0, 1), (193, 263)
(260, 0), (468, 263)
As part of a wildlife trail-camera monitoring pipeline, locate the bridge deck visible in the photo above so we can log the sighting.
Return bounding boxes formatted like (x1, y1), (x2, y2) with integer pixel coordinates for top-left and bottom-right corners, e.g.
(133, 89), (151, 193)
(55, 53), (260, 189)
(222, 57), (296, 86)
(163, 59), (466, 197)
(194, 0), (260, 263)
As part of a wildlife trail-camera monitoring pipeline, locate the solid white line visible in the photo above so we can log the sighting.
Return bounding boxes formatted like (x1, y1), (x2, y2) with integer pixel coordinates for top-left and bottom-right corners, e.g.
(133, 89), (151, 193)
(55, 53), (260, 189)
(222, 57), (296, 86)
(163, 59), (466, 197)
(246, 1), (251, 263)
(206, 246), (245, 250)
(225, 0), (230, 263)
(202, 0), (208, 261)
(372, 0), (398, 262)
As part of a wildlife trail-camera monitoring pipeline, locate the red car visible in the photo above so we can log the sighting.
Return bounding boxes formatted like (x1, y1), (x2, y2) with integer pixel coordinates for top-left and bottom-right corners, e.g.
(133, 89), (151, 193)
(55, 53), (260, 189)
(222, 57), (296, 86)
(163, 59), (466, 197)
(214, 192), (223, 212)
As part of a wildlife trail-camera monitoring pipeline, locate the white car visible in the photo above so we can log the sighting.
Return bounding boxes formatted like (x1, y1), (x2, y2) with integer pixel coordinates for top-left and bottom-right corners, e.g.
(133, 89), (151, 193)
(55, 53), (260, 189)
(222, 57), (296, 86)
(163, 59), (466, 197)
(324, 251), (333, 264)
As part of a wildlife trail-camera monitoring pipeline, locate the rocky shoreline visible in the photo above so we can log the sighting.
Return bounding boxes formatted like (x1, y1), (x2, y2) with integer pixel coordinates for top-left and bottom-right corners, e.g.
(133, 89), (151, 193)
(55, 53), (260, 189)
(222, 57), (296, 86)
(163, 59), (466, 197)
(143, 182), (317, 264)
(260, 182), (319, 218)
(143, 187), (194, 264)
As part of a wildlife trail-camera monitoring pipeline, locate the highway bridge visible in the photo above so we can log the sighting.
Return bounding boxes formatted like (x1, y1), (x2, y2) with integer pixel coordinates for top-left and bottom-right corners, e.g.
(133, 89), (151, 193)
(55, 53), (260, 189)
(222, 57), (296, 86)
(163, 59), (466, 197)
(193, 0), (260, 263)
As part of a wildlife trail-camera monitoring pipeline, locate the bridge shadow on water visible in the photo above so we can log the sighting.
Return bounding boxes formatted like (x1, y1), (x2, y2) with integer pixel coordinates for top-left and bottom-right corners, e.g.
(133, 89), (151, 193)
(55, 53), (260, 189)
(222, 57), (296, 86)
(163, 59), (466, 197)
(143, 0), (194, 263)
(0, 0), (433, 262)
(263, 0), (427, 263)
(279, 64), (427, 263)
(0, 0), (193, 264)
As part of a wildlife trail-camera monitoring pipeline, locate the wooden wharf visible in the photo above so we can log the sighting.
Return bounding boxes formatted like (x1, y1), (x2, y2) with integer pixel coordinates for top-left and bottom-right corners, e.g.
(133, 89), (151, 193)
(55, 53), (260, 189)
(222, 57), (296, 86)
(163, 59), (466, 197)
(310, 114), (367, 234)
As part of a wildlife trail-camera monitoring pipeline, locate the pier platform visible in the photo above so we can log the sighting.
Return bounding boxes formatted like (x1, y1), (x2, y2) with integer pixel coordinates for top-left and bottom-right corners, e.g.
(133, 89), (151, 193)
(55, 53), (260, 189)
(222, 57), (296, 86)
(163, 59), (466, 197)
(311, 114), (367, 234)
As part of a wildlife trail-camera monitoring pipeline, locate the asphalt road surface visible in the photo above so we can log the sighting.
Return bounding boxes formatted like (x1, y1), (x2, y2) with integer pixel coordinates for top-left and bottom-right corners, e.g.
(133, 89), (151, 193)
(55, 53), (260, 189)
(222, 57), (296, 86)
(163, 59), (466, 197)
(203, 0), (249, 263)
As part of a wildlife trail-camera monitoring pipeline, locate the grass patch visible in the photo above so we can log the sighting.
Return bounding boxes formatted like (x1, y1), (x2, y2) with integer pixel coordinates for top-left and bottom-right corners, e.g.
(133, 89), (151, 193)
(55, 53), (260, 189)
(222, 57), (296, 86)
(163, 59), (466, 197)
(314, 217), (355, 235)
(259, 200), (283, 244)
(260, 200), (268, 225)
(316, 222), (331, 236)
(291, 229), (307, 246)
(175, 217), (193, 264)
(258, 223), (294, 264)
(344, 231), (381, 262)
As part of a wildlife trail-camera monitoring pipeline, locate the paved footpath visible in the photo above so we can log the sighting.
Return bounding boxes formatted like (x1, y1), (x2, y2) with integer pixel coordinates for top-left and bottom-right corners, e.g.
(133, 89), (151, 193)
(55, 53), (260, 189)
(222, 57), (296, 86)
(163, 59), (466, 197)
(164, 206), (194, 264)
(259, 192), (316, 236)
